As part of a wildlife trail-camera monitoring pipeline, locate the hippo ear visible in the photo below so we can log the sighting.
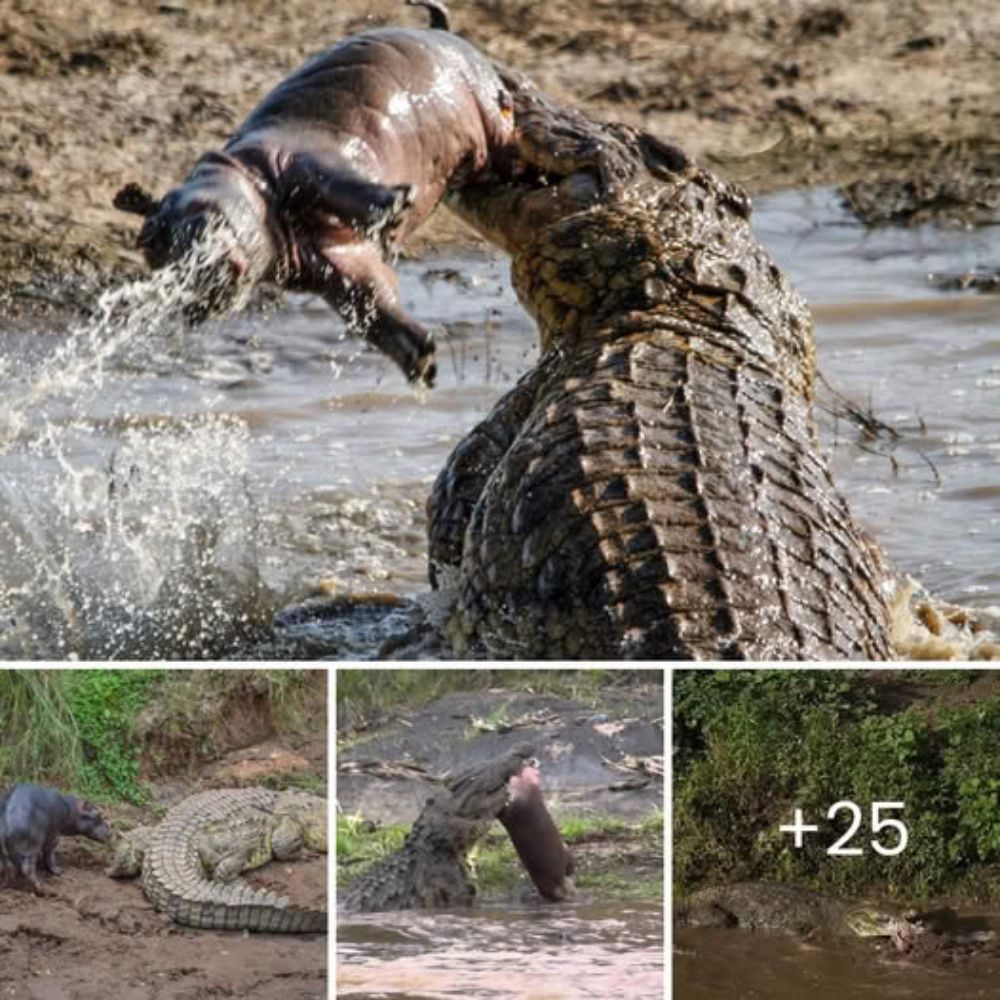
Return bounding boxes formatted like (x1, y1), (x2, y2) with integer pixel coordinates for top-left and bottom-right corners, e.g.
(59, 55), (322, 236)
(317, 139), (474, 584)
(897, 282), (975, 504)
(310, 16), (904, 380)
(113, 182), (160, 217)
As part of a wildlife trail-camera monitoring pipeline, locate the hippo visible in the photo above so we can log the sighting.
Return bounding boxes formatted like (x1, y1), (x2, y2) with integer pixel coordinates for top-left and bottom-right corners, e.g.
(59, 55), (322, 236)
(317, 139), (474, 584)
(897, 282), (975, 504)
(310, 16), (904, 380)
(0, 783), (111, 894)
(499, 762), (574, 902)
(115, 0), (515, 385)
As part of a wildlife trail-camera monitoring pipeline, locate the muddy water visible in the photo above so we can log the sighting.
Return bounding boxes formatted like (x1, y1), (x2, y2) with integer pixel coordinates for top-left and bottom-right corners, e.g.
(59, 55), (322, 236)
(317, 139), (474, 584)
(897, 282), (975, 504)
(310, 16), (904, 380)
(337, 901), (664, 999)
(674, 921), (1000, 999)
(1, 189), (998, 658)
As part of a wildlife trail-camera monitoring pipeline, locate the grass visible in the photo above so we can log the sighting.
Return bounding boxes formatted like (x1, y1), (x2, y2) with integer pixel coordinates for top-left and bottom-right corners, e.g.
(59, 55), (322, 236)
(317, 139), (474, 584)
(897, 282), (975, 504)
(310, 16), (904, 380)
(674, 669), (1000, 904)
(0, 669), (323, 804)
(336, 810), (663, 901)
(260, 769), (327, 796)
(0, 671), (83, 788)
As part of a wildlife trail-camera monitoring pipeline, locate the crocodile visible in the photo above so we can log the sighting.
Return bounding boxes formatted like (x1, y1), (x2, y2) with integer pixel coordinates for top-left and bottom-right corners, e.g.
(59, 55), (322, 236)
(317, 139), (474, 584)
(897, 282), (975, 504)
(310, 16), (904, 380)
(340, 744), (571, 912)
(428, 73), (893, 660)
(108, 787), (327, 933)
(674, 882), (922, 952)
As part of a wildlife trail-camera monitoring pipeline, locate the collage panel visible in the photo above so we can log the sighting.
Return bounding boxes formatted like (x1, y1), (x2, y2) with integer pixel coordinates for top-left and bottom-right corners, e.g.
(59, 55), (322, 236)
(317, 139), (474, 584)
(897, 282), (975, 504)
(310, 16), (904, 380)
(335, 668), (665, 999)
(673, 668), (1000, 999)
(0, 3), (995, 668)
(0, 668), (328, 1000)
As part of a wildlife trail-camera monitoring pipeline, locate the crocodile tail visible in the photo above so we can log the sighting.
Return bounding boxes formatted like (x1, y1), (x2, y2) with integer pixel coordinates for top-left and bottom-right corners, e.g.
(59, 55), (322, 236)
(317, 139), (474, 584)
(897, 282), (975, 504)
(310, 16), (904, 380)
(153, 874), (328, 932)
(179, 897), (327, 933)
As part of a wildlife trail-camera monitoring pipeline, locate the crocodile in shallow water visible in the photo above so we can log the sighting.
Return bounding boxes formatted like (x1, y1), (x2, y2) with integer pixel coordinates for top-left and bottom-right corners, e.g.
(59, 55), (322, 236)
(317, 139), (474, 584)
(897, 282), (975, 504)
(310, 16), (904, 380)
(108, 787), (326, 932)
(428, 73), (892, 660)
(339, 744), (571, 912)
(674, 882), (921, 951)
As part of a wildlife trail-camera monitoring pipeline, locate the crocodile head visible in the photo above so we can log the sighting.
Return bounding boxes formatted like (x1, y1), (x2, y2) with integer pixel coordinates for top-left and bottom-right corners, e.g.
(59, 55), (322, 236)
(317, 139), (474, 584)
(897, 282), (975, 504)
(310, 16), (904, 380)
(273, 790), (328, 856)
(843, 905), (924, 951)
(105, 825), (155, 878)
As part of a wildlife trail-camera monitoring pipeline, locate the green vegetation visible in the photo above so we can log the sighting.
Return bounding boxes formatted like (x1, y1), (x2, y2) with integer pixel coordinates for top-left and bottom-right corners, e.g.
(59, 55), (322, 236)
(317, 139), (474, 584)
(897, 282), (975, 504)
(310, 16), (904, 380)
(67, 669), (164, 803)
(674, 670), (1000, 904)
(0, 670), (162, 802)
(337, 668), (656, 731)
(0, 669), (323, 804)
(336, 814), (408, 875)
(0, 672), (83, 787)
(337, 811), (663, 901)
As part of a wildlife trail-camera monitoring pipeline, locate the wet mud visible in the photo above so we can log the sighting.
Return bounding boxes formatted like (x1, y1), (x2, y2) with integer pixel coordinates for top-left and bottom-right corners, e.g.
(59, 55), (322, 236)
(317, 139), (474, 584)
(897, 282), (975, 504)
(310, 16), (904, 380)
(337, 683), (664, 829)
(0, 0), (997, 306)
(0, 848), (326, 1000)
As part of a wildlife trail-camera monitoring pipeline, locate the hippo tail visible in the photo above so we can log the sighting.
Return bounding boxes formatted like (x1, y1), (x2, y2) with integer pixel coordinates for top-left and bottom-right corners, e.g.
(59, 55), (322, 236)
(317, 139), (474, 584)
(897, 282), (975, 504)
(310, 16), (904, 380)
(405, 0), (451, 31)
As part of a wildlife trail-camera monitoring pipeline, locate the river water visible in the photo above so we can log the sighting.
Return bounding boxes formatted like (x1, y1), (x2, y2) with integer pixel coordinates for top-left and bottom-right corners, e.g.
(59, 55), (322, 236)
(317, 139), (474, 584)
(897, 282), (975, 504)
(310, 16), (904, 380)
(0, 189), (997, 658)
(674, 918), (1000, 999)
(337, 901), (664, 999)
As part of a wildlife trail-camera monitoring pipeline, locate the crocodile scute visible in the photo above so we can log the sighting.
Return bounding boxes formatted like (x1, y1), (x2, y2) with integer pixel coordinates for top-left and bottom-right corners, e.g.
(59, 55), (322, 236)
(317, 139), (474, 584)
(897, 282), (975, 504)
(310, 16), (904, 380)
(340, 745), (534, 913)
(432, 86), (893, 661)
(114, 787), (326, 933)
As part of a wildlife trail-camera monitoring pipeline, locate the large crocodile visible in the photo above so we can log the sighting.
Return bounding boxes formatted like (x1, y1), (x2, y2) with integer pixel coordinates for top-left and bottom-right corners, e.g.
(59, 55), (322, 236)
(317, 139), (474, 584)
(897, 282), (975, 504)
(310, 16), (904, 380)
(674, 882), (921, 951)
(108, 787), (326, 933)
(340, 744), (572, 912)
(428, 74), (892, 660)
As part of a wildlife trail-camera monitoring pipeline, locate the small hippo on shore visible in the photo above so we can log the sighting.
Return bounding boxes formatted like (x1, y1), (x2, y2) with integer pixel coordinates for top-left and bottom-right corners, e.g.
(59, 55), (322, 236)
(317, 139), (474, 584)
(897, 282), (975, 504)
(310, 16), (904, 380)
(0, 783), (111, 894)
(115, 0), (514, 386)
(499, 762), (574, 902)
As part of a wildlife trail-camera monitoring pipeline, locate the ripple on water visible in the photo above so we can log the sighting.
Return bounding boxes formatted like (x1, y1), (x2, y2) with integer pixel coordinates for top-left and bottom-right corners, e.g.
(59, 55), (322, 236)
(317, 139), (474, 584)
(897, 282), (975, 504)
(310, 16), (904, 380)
(337, 902), (664, 1000)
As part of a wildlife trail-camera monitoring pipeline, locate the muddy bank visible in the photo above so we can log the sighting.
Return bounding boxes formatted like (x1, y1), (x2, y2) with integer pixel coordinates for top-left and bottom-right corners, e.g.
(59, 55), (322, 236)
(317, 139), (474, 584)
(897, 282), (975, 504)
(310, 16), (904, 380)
(337, 685), (663, 825)
(0, 843), (326, 1000)
(0, 0), (996, 306)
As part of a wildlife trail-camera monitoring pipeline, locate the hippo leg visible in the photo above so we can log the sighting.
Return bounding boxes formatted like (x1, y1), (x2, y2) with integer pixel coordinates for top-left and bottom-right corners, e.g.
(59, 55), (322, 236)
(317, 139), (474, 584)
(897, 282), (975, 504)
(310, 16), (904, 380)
(322, 244), (437, 386)
(16, 854), (45, 895)
(42, 838), (61, 876)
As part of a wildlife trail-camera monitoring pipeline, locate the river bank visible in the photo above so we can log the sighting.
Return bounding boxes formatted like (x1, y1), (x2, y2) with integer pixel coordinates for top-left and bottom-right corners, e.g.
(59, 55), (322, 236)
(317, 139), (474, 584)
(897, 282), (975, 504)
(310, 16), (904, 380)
(1, 0), (997, 308)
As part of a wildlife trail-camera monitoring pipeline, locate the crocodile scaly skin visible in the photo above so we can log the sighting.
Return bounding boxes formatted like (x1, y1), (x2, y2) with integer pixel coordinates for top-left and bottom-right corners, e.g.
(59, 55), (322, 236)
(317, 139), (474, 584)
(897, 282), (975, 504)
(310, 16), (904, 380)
(141, 788), (326, 933)
(433, 87), (892, 660)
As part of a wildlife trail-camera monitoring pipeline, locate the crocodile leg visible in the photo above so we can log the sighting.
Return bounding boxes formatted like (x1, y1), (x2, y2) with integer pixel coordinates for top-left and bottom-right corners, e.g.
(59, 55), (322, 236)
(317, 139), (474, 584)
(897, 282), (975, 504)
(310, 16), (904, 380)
(427, 364), (547, 588)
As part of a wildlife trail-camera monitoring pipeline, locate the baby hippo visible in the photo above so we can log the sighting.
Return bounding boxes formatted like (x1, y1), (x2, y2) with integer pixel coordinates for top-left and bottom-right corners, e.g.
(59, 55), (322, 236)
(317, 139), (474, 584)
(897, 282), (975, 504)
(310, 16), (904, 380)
(116, 0), (514, 385)
(499, 762), (574, 902)
(0, 784), (111, 894)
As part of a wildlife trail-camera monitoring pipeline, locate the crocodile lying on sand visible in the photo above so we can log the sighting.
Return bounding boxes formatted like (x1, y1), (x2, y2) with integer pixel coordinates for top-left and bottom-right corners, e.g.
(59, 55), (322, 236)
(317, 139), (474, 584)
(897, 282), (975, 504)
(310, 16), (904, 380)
(427, 72), (893, 660)
(674, 882), (922, 951)
(340, 745), (573, 912)
(108, 788), (326, 933)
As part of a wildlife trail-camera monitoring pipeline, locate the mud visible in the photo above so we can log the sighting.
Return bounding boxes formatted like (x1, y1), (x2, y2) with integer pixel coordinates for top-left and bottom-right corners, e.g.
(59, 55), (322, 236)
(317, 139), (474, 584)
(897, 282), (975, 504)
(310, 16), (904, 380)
(0, 0), (996, 308)
(0, 732), (328, 1000)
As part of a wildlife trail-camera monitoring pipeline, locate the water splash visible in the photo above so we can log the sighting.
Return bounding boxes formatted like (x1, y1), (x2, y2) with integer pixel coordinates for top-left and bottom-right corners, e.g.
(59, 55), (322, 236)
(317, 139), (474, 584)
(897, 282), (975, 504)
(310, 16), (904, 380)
(0, 222), (248, 452)
(0, 229), (273, 660)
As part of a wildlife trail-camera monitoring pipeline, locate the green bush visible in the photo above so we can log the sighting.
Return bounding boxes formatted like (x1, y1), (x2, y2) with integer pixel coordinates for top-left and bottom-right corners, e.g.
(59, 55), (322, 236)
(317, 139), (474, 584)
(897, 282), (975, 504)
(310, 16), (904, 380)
(674, 671), (1000, 903)
(65, 670), (164, 803)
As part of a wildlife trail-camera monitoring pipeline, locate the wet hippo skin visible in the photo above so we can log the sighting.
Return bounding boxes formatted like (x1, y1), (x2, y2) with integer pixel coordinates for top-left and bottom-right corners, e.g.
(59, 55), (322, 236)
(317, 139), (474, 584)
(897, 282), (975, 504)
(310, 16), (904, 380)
(499, 764), (574, 902)
(117, 1), (514, 385)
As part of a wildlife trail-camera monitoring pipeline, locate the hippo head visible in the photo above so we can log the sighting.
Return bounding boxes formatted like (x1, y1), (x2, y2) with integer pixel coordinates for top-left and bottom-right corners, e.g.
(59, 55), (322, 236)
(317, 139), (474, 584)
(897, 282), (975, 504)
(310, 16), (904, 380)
(66, 798), (112, 843)
(136, 153), (278, 319)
